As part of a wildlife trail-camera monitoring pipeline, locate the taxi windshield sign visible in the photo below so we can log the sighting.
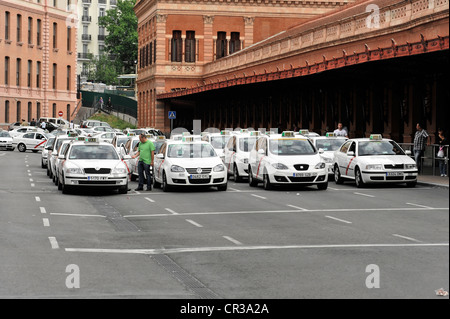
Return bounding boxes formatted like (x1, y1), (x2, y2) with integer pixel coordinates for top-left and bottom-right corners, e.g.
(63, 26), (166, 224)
(370, 134), (383, 140)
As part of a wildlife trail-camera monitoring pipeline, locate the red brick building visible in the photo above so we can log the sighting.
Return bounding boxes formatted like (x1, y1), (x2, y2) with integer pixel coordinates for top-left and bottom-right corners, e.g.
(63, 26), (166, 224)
(134, 0), (354, 130)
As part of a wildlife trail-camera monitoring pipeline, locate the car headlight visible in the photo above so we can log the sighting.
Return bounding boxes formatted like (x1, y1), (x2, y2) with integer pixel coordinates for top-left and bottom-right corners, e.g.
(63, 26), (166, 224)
(112, 167), (127, 175)
(322, 157), (334, 163)
(405, 164), (416, 169)
(314, 162), (326, 169)
(65, 167), (84, 174)
(272, 163), (289, 170)
(213, 164), (225, 172)
(366, 164), (383, 170)
(240, 158), (249, 164)
(171, 165), (185, 172)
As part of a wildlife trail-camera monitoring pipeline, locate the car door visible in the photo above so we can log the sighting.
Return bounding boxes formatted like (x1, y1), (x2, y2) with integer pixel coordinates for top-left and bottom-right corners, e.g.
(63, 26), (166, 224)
(21, 133), (36, 149)
(339, 141), (357, 178)
(335, 141), (351, 177)
(154, 143), (166, 182)
(34, 133), (47, 150)
(254, 138), (268, 180)
(224, 136), (235, 174)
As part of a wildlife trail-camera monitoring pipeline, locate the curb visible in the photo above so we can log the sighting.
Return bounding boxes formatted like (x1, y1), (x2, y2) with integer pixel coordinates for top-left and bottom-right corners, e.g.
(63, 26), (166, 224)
(417, 181), (449, 188)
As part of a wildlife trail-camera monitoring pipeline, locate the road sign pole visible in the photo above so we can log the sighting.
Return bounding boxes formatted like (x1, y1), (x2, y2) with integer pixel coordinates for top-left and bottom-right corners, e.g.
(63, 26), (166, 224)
(170, 119), (173, 134)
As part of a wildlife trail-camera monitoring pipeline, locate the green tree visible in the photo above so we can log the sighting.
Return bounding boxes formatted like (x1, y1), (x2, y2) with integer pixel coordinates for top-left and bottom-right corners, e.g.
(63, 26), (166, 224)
(88, 55), (118, 85)
(98, 0), (138, 75)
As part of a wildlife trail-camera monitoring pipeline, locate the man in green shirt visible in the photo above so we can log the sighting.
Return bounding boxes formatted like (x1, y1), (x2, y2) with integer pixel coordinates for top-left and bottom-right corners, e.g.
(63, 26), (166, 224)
(132, 134), (156, 191)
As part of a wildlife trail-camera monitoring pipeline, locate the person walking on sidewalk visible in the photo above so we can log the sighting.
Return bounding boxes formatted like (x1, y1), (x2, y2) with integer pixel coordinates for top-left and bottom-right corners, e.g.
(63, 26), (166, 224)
(413, 123), (430, 174)
(132, 134), (156, 191)
(437, 128), (448, 177)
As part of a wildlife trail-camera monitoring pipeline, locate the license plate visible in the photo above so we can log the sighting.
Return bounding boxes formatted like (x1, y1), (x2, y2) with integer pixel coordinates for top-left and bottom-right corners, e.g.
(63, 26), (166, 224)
(386, 172), (404, 177)
(190, 174), (209, 179)
(293, 173), (317, 177)
(87, 176), (107, 181)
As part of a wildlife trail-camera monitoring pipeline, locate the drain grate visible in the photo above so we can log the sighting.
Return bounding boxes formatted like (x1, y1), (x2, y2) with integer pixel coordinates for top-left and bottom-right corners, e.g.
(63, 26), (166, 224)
(89, 197), (140, 232)
(151, 254), (221, 299)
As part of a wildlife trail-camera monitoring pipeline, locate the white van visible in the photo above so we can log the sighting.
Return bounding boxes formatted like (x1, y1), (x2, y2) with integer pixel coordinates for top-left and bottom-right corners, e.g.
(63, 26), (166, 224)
(39, 117), (70, 127)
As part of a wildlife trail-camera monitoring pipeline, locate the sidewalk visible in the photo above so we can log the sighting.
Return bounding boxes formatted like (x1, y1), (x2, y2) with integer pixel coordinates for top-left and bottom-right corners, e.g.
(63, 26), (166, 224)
(417, 175), (449, 188)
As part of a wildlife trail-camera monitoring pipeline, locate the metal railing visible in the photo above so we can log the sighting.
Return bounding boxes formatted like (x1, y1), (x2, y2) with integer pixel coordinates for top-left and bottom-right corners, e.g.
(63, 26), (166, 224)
(98, 35), (106, 41)
(82, 34), (92, 41)
(77, 52), (92, 59)
(398, 143), (448, 176)
(110, 0), (117, 5)
(82, 0), (92, 4)
(81, 16), (91, 22)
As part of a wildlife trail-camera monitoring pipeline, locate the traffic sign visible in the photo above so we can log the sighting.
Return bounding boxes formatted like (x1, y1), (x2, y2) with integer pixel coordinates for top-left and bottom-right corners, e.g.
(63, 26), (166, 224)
(168, 111), (176, 120)
(58, 111), (63, 117)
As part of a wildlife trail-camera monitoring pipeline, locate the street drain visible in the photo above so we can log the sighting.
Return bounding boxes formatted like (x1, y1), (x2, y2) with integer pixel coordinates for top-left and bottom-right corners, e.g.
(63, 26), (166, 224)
(151, 254), (221, 299)
(89, 197), (140, 232)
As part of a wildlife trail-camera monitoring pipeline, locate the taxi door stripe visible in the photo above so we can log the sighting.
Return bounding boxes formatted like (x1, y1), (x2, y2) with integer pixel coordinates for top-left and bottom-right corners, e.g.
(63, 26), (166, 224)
(256, 156), (265, 179)
(228, 152), (235, 171)
(345, 156), (356, 175)
(34, 140), (47, 149)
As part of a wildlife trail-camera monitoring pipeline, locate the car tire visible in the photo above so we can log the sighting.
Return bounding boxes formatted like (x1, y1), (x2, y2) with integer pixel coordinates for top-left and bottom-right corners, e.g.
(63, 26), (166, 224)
(18, 143), (26, 152)
(334, 164), (344, 184)
(218, 183), (228, 191)
(153, 176), (161, 189)
(233, 165), (242, 183)
(41, 160), (46, 169)
(355, 167), (365, 188)
(130, 174), (137, 181)
(162, 172), (171, 192)
(32, 150), (38, 153)
(57, 177), (62, 191)
(248, 167), (258, 187)
(263, 173), (272, 190)
(119, 184), (128, 194)
(317, 181), (328, 190)
(46, 167), (50, 176)
(61, 176), (71, 194)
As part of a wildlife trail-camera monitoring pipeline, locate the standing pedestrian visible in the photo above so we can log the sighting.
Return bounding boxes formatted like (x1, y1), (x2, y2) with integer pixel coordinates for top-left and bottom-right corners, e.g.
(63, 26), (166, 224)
(99, 97), (104, 110)
(132, 134), (156, 191)
(334, 122), (348, 137)
(40, 121), (47, 130)
(413, 123), (430, 174)
(436, 128), (448, 177)
(107, 97), (112, 112)
(30, 118), (36, 127)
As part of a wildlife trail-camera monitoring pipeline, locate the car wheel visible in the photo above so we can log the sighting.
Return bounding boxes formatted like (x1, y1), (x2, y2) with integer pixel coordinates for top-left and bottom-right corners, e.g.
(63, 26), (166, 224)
(130, 174), (137, 181)
(317, 181), (328, 190)
(162, 172), (171, 192)
(248, 167), (258, 187)
(41, 160), (46, 169)
(334, 164), (344, 184)
(233, 165), (242, 183)
(263, 173), (272, 190)
(57, 176), (62, 191)
(218, 183), (228, 191)
(355, 167), (365, 188)
(61, 176), (71, 194)
(119, 184), (128, 194)
(153, 176), (161, 189)
(18, 143), (26, 152)
(32, 150), (38, 153)
(46, 167), (50, 176)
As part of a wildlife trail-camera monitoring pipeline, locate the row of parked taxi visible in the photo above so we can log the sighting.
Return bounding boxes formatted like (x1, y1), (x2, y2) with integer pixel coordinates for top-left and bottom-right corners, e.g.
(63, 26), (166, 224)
(14, 126), (419, 195)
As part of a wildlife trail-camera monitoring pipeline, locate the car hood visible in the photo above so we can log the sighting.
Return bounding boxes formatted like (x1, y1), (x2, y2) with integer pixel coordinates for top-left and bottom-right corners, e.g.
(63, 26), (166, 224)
(357, 155), (416, 165)
(68, 160), (125, 169)
(167, 157), (222, 168)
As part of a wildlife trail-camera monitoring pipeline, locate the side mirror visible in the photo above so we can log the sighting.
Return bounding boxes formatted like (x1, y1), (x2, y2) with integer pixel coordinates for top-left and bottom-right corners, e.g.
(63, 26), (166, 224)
(45, 146), (52, 150)
(318, 148), (325, 154)
(122, 154), (131, 160)
(156, 154), (164, 159)
(405, 150), (412, 156)
(258, 149), (265, 155)
(58, 154), (65, 160)
(347, 151), (355, 157)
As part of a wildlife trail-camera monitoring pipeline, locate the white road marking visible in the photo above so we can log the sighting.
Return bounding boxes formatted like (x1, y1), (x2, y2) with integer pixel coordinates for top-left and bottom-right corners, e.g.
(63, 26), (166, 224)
(185, 219), (203, 228)
(228, 188), (241, 192)
(65, 243), (449, 255)
(144, 197), (155, 203)
(35, 196), (41, 202)
(353, 192), (375, 198)
(165, 208), (178, 215)
(123, 206), (447, 219)
(223, 236), (243, 245)
(392, 234), (423, 243)
(40, 207), (47, 214)
(134, 190), (141, 195)
(27, 170), (31, 173)
(48, 237), (59, 249)
(251, 194), (267, 200)
(0, 153), (5, 157)
(26, 165), (29, 167)
(29, 178), (34, 182)
(287, 204), (307, 211)
(325, 215), (352, 224)
(30, 183), (35, 187)
(28, 173), (32, 177)
(406, 202), (433, 209)
(43, 218), (50, 227)
(50, 213), (106, 218)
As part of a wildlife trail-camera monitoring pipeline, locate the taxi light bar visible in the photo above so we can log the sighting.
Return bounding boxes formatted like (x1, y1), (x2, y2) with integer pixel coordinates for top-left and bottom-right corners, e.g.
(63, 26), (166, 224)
(182, 136), (195, 142)
(250, 131), (261, 137)
(182, 132), (191, 137)
(221, 130), (231, 135)
(326, 132), (336, 137)
(299, 129), (309, 135)
(370, 134), (383, 140)
(240, 129), (249, 134)
(85, 137), (100, 143)
(282, 131), (295, 137)
(156, 136), (166, 140)
(145, 134), (153, 138)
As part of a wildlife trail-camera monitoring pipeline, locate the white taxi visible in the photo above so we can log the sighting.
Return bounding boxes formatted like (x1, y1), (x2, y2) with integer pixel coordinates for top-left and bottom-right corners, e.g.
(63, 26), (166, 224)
(153, 136), (228, 192)
(57, 137), (130, 194)
(0, 129), (14, 151)
(119, 134), (142, 181)
(9, 126), (45, 138)
(248, 131), (328, 190)
(224, 131), (259, 182)
(48, 134), (77, 181)
(53, 140), (73, 186)
(333, 134), (418, 187)
(201, 131), (232, 163)
(13, 130), (52, 153)
(41, 136), (56, 168)
(309, 132), (348, 176)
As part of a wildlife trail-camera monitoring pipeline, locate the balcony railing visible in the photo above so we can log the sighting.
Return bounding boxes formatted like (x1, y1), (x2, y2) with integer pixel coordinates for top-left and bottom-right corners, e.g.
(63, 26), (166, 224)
(82, 0), (92, 4)
(98, 0), (106, 4)
(110, 0), (117, 5)
(78, 52), (92, 60)
(81, 16), (91, 22)
(82, 34), (92, 41)
(98, 35), (106, 41)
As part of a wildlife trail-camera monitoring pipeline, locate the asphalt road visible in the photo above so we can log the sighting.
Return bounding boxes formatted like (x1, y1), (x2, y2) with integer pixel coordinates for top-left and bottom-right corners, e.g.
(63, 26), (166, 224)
(0, 150), (448, 300)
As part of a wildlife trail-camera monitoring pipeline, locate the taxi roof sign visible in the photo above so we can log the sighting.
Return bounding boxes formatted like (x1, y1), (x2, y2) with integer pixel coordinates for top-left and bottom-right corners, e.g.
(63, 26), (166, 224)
(182, 136), (195, 142)
(325, 132), (336, 137)
(240, 129), (249, 134)
(299, 129), (309, 135)
(85, 137), (100, 143)
(182, 132), (191, 137)
(221, 130), (231, 135)
(370, 134), (383, 140)
(155, 136), (166, 140)
(282, 131), (295, 137)
(250, 131), (261, 137)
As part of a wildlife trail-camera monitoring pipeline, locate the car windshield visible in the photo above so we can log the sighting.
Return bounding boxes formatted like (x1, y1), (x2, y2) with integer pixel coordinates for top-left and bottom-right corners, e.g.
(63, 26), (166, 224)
(167, 143), (217, 158)
(54, 138), (72, 152)
(46, 137), (56, 148)
(238, 137), (257, 152)
(315, 139), (347, 151)
(269, 139), (316, 155)
(153, 141), (165, 153)
(69, 145), (119, 160)
(211, 136), (230, 149)
(358, 141), (405, 156)
(0, 131), (11, 137)
(116, 137), (129, 147)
